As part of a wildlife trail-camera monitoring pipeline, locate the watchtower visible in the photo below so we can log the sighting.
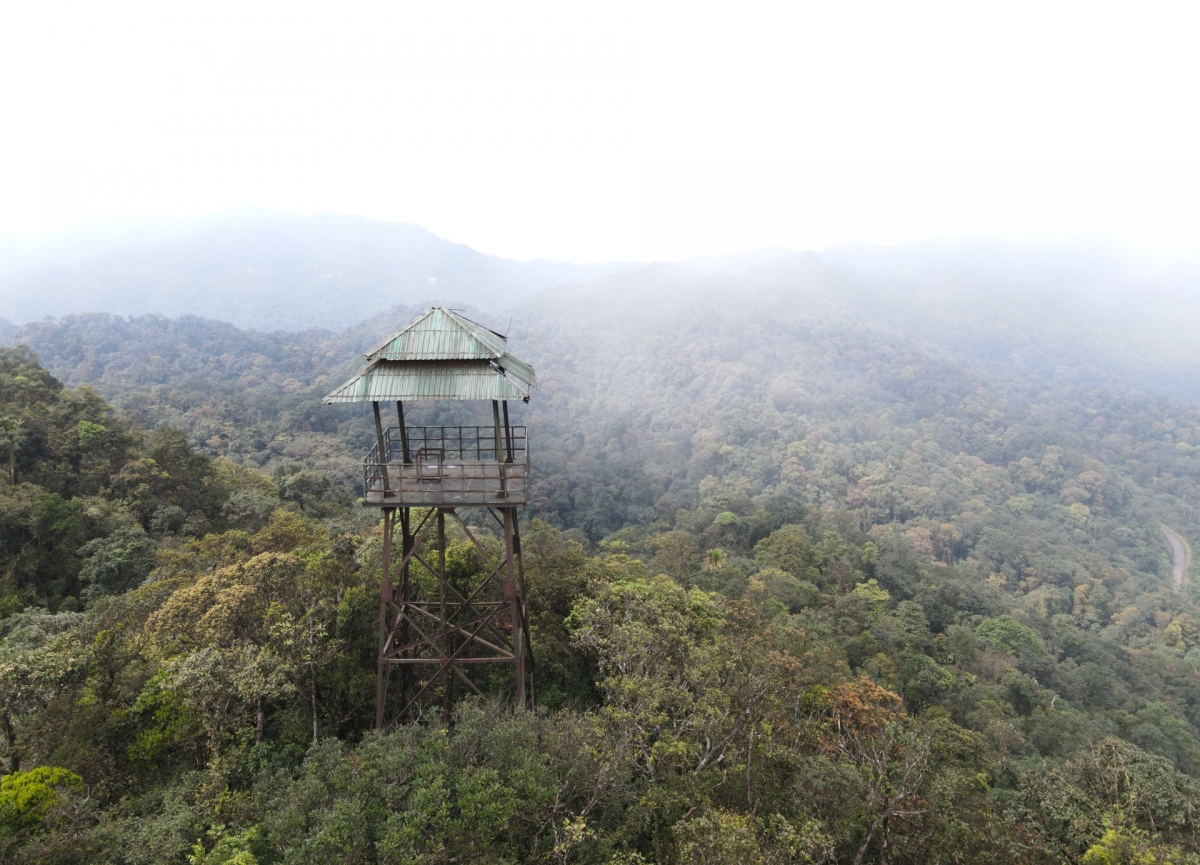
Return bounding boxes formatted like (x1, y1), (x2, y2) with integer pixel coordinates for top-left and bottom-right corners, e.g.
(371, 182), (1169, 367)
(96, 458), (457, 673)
(324, 308), (536, 726)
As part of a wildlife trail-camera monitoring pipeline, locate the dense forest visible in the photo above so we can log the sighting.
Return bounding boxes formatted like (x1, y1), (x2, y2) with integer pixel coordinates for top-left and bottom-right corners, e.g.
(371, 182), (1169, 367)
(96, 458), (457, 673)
(4, 251), (1200, 862)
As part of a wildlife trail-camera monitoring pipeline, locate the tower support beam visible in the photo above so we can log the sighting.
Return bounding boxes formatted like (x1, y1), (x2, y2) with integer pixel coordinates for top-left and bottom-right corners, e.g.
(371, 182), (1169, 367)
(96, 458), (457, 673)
(375, 506), (533, 728)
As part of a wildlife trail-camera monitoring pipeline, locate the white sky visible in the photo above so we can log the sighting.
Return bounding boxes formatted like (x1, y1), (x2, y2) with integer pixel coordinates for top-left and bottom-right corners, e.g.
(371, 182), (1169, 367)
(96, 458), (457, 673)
(1, 0), (1198, 262)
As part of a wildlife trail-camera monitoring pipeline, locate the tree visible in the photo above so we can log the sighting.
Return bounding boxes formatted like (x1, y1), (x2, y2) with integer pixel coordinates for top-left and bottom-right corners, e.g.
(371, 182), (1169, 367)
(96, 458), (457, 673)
(674, 808), (833, 865)
(272, 464), (332, 513)
(650, 531), (698, 581)
(146, 552), (308, 754)
(0, 766), (83, 837)
(800, 680), (988, 865)
(1018, 738), (1200, 857)
(0, 416), (26, 485)
(0, 611), (88, 773)
(78, 525), (157, 598)
(755, 526), (822, 581)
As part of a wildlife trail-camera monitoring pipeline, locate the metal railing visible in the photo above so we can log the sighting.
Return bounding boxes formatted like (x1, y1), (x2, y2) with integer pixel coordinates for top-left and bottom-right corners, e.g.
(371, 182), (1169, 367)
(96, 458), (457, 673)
(363, 426), (529, 506)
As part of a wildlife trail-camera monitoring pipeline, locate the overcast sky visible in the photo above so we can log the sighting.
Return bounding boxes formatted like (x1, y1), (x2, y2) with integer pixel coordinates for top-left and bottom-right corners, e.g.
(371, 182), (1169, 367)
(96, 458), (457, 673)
(1, 0), (1198, 262)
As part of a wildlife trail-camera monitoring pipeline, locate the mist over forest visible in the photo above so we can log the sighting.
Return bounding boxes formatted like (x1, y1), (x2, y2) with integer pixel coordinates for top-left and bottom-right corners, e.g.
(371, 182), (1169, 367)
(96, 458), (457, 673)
(4, 217), (1200, 862)
(5, 213), (1199, 400)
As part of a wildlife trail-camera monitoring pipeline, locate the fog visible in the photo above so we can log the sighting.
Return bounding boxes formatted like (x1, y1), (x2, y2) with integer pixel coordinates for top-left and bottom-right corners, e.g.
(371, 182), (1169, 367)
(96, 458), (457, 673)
(4, 0), (1200, 454)
(2, 1), (1199, 261)
(2, 211), (1200, 410)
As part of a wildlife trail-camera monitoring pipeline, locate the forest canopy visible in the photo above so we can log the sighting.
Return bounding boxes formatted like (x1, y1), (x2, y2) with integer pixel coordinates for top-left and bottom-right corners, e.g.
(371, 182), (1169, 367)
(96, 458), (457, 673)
(2, 266), (1200, 863)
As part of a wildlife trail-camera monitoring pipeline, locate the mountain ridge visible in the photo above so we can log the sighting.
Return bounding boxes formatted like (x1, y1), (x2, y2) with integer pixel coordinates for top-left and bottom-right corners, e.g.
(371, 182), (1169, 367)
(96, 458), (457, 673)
(0, 212), (639, 330)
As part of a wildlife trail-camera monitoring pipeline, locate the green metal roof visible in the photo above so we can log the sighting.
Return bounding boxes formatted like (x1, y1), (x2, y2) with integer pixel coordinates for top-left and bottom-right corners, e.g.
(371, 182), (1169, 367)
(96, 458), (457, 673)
(324, 360), (530, 403)
(324, 308), (536, 404)
(365, 308), (507, 363)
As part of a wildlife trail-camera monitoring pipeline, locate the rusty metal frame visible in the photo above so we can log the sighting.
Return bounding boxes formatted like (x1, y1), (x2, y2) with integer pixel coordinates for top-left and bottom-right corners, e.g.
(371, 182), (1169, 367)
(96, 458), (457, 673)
(362, 425), (530, 507)
(374, 503), (534, 726)
(364, 400), (535, 727)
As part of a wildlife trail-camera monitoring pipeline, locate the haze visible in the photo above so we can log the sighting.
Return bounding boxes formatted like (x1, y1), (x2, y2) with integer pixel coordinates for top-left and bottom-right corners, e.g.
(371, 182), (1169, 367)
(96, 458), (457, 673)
(3, 0), (1199, 262)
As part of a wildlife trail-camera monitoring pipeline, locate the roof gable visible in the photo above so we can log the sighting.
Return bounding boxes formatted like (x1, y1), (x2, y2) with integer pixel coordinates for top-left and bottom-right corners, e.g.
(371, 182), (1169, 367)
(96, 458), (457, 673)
(365, 308), (508, 362)
(323, 307), (536, 404)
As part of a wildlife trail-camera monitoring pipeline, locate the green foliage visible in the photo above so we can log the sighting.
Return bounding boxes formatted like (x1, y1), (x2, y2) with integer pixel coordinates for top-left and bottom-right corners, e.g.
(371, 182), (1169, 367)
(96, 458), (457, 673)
(79, 525), (157, 597)
(188, 824), (262, 865)
(673, 809), (833, 864)
(9, 298), (1200, 862)
(975, 615), (1043, 657)
(253, 703), (566, 862)
(0, 348), (286, 613)
(1082, 825), (1198, 865)
(754, 525), (822, 581)
(0, 766), (83, 836)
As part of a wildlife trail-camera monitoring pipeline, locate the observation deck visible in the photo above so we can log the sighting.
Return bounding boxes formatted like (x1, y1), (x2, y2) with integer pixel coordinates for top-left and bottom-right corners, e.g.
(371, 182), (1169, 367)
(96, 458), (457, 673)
(362, 425), (529, 507)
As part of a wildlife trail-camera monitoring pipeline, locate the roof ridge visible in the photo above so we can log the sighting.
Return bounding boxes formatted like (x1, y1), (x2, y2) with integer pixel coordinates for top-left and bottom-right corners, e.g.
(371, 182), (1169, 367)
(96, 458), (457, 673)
(362, 308), (438, 359)
(364, 307), (508, 362)
(439, 308), (507, 357)
(340, 307), (536, 396)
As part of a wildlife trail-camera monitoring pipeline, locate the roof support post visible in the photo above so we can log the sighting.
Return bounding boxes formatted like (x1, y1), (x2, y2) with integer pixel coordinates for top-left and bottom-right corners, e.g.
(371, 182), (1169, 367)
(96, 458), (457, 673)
(491, 401), (503, 461)
(373, 401), (392, 496)
(396, 401), (411, 464)
(492, 400), (507, 498)
(502, 400), (514, 464)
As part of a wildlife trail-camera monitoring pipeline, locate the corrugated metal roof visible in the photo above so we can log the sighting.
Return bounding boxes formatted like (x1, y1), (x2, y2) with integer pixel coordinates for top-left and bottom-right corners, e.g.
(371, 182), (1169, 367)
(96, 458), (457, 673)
(497, 352), (537, 388)
(324, 360), (531, 403)
(364, 308), (509, 362)
(327, 307), (537, 403)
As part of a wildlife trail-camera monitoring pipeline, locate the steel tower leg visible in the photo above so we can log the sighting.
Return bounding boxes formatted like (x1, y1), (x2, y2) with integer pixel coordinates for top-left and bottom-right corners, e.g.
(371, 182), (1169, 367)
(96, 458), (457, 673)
(374, 506), (534, 727)
(504, 508), (525, 707)
(375, 507), (394, 730)
(398, 507), (411, 718)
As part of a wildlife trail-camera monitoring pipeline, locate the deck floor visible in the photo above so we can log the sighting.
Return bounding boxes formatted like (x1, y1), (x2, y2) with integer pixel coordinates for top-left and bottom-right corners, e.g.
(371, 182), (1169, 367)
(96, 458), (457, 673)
(363, 460), (528, 507)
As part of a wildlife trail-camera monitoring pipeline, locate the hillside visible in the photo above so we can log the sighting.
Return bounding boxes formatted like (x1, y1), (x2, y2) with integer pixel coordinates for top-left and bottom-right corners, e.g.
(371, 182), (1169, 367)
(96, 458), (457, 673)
(4, 244), (1200, 861)
(12, 255), (1200, 538)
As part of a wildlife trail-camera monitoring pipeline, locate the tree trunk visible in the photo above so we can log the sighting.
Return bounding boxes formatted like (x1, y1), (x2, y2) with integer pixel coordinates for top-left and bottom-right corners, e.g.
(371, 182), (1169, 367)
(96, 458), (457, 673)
(311, 676), (319, 745)
(309, 614), (319, 746)
(3, 712), (17, 772)
(255, 697), (264, 745)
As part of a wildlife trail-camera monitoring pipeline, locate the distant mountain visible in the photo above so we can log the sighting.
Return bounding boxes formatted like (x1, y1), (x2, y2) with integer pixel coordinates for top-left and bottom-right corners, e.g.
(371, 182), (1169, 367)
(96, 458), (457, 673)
(0, 211), (268, 279)
(5, 214), (1200, 403)
(0, 213), (636, 330)
(815, 242), (1200, 400)
(499, 241), (1200, 403)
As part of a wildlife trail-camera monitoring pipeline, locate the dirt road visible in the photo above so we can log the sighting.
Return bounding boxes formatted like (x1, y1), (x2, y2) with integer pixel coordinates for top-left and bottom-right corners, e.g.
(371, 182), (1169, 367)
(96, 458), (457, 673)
(1163, 526), (1190, 593)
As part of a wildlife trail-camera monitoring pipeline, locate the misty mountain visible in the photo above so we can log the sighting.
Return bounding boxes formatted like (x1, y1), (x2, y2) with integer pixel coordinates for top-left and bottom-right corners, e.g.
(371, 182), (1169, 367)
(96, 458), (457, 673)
(522, 244), (1200, 403)
(0, 211), (267, 279)
(0, 212), (635, 331)
(820, 242), (1200, 394)
(5, 215), (1200, 403)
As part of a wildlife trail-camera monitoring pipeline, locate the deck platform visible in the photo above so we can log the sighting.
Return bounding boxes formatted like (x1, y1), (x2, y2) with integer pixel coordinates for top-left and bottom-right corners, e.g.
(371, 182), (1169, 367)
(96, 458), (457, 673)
(362, 425), (529, 508)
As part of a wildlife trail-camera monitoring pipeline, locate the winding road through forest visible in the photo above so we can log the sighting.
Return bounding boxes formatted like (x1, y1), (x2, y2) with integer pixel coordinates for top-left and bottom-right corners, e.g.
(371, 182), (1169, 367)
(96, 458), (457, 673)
(1163, 526), (1191, 593)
